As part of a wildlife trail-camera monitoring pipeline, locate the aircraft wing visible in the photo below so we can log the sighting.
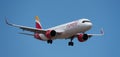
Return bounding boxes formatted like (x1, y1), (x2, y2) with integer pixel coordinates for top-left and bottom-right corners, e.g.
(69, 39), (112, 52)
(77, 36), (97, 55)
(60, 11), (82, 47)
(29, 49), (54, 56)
(76, 28), (104, 38)
(88, 28), (104, 37)
(5, 19), (47, 34)
(5, 19), (63, 35)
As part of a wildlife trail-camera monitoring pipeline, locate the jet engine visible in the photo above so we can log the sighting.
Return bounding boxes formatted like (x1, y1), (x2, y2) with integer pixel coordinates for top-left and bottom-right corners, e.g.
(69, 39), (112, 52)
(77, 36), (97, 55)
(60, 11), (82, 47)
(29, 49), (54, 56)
(45, 30), (56, 39)
(77, 34), (88, 42)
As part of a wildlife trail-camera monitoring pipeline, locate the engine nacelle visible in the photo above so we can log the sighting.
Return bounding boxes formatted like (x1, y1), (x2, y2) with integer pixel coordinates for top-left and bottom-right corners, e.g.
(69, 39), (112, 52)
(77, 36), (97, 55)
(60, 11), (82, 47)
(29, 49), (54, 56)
(45, 30), (56, 39)
(77, 34), (88, 42)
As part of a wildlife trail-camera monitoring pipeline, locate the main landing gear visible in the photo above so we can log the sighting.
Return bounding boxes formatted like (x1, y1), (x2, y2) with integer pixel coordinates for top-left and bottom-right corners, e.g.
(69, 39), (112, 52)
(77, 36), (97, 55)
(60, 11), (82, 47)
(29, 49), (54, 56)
(68, 38), (74, 46)
(47, 40), (52, 44)
(47, 38), (74, 46)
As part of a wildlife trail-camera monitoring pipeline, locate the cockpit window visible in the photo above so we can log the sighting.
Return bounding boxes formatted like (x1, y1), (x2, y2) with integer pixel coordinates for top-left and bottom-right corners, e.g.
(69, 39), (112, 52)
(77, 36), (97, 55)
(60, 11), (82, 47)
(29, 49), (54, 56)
(82, 20), (90, 23)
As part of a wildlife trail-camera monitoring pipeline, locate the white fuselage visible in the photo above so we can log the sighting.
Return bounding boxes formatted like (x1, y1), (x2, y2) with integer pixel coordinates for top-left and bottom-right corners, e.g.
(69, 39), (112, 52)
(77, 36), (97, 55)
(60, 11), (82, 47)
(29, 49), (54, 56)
(39, 19), (92, 41)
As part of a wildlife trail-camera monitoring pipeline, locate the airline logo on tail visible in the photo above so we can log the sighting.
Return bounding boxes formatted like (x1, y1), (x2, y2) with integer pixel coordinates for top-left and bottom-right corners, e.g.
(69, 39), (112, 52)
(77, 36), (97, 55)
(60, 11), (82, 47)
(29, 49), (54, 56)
(35, 16), (42, 29)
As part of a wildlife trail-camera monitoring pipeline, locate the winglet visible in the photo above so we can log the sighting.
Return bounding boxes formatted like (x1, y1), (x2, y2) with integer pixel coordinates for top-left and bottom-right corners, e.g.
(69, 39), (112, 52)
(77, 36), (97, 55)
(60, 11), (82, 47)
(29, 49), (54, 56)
(5, 17), (13, 26)
(35, 16), (42, 29)
(100, 28), (104, 35)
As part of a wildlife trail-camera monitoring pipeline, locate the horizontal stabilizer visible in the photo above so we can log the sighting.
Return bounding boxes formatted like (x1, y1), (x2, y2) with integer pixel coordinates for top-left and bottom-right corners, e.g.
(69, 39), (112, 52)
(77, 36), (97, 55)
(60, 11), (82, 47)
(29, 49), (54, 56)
(19, 32), (34, 36)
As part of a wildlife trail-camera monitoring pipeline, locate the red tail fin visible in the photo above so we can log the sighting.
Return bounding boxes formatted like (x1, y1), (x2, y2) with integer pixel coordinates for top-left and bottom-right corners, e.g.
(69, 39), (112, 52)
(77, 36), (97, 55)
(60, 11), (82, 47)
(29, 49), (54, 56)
(35, 16), (42, 29)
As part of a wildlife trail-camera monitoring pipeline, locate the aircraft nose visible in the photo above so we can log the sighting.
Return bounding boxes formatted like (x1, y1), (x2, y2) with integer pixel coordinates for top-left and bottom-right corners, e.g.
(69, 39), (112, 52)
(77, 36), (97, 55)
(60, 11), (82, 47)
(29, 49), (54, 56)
(87, 22), (92, 29)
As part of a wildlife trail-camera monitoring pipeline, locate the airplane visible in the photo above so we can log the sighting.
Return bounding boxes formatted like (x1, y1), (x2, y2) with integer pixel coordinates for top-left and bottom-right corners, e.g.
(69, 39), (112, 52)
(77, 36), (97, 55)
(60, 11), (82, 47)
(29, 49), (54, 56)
(5, 16), (104, 46)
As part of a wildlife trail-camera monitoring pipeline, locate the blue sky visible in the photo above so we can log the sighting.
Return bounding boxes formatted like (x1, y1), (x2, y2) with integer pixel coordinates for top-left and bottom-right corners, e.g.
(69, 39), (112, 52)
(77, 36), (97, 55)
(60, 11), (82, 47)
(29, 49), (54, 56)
(0, 0), (120, 57)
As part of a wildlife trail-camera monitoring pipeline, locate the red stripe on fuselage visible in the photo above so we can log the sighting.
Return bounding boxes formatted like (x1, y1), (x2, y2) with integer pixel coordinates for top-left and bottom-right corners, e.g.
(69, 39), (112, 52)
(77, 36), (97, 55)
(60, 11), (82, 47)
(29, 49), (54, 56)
(34, 33), (42, 40)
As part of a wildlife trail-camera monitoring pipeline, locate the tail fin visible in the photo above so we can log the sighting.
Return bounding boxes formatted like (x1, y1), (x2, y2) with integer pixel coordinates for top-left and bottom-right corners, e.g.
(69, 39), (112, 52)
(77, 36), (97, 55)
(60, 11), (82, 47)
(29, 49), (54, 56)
(35, 16), (42, 29)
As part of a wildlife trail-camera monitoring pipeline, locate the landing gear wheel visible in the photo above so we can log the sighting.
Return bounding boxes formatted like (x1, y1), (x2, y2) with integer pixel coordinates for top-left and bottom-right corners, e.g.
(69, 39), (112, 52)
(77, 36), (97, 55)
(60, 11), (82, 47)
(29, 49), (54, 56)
(68, 37), (74, 46)
(47, 40), (52, 44)
(68, 42), (74, 46)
